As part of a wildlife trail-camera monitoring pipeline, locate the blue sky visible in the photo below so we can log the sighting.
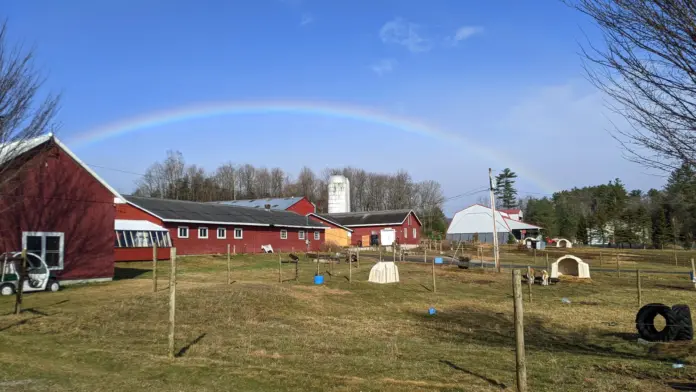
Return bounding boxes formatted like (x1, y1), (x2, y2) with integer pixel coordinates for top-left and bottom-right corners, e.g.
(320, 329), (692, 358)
(4, 1), (663, 214)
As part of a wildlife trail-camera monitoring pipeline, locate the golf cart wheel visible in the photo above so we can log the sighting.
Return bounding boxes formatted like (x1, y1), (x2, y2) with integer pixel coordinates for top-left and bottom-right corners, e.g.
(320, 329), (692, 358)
(0, 283), (15, 296)
(47, 280), (60, 293)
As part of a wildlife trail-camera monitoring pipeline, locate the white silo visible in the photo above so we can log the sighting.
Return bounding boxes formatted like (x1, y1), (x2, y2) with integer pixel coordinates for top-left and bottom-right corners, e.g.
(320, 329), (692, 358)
(328, 175), (350, 213)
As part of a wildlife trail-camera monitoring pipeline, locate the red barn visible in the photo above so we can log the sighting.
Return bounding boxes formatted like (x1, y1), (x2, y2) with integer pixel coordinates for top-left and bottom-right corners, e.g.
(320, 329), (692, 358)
(117, 196), (327, 259)
(0, 134), (124, 284)
(318, 210), (422, 248)
(211, 197), (315, 216)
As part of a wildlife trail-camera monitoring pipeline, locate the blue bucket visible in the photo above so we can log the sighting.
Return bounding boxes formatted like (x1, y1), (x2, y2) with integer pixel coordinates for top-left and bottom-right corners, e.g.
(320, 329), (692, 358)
(434, 257), (443, 264)
(428, 307), (437, 315)
(314, 275), (324, 285)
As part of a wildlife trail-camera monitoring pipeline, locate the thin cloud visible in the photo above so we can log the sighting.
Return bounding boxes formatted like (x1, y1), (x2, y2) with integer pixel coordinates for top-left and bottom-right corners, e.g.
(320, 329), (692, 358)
(300, 13), (314, 26)
(371, 59), (398, 76)
(450, 26), (483, 45)
(379, 17), (431, 53)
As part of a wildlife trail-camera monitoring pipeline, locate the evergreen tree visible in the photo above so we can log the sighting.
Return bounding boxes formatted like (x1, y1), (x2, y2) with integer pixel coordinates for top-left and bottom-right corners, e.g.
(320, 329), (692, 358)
(652, 206), (668, 248)
(494, 168), (518, 209)
(576, 215), (588, 245)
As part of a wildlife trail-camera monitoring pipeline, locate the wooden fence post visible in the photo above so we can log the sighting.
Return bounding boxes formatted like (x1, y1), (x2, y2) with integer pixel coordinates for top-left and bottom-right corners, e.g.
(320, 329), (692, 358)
(14, 249), (27, 315)
(424, 248), (427, 263)
(295, 254), (299, 281)
(636, 269), (642, 307)
(533, 248), (536, 266)
(152, 244), (158, 292)
(349, 252), (352, 284)
(616, 254), (621, 278)
(432, 255), (437, 293)
(357, 248), (360, 268)
(691, 258), (696, 290)
(227, 244), (232, 284)
(512, 269), (528, 392)
(393, 246), (396, 263)
(168, 248), (177, 358)
(278, 253), (282, 283)
(545, 252), (550, 273)
(527, 266), (533, 303)
(599, 250), (603, 267)
(233, 245), (236, 255)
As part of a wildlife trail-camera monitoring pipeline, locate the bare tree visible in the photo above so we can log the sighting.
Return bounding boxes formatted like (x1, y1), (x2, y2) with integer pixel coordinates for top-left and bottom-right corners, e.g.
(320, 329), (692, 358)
(237, 164), (256, 198)
(297, 166), (316, 199)
(573, 0), (696, 171)
(270, 167), (285, 197)
(254, 167), (272, 198)
(0, 22), (60, 201)
(214, 162), (237, 200)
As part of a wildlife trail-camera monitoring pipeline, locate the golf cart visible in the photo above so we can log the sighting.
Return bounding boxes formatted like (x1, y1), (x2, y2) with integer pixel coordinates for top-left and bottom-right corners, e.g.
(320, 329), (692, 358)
(0, 251), (60, 296)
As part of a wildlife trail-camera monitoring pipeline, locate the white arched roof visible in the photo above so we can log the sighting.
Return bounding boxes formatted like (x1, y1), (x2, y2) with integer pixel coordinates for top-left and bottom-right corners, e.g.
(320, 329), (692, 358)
(447, 204), (511, 234)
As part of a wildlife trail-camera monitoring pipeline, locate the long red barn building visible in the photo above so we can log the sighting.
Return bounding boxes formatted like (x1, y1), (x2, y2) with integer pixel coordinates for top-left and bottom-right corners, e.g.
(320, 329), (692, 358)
(117, 196), (327, 259)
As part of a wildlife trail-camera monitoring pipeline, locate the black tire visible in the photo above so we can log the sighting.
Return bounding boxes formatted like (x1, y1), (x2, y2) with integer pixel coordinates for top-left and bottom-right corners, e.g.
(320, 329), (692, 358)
(636, 303), (679, 342)
(672, 304), (693, 341)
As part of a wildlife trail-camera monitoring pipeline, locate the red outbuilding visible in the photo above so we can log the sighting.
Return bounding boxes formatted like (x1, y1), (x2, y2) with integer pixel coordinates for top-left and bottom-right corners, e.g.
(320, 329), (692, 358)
(318, 210), (422, 248)
(210, 197), (316, 216)
(0, 134), (125, 284)
(117, 196), (327, 259)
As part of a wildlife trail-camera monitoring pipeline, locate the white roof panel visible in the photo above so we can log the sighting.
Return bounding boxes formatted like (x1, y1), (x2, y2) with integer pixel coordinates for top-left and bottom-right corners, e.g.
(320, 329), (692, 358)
(115, 219), (168, 232)
(447, 204), (511, 234)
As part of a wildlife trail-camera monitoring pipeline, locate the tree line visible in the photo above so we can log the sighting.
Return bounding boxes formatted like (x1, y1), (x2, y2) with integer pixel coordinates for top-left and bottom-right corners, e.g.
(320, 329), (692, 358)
(133, 150), (448, 236)
(523, 164), (696, 248)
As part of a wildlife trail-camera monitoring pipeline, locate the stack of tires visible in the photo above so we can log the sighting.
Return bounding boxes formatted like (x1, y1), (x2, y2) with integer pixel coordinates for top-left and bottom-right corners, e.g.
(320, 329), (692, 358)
(636, 303), (693, 342)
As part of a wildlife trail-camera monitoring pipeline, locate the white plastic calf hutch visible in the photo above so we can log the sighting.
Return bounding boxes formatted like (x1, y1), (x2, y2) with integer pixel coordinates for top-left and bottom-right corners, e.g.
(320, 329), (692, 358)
(550, 255), (590, 279)
(368, 261), (399, 284)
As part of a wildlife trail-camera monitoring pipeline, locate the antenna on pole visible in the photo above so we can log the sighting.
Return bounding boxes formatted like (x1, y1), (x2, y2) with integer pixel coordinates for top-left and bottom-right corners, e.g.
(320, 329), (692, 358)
(489, 168), (501, 273)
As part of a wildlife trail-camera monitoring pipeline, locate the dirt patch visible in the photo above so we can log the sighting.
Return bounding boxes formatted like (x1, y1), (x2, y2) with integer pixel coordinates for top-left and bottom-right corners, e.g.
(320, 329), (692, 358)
(249, 349), (282, 359)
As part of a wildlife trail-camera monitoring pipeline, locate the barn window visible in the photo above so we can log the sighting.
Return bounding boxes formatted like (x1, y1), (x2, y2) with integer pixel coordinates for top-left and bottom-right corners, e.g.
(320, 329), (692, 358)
(22, 232), (64, 270)
(217, 228), (226, 239)
(280, 229), (288, 240)
(314, 231), (320, 240)
(404, 228), (408, 239)
(298, 230), (305, 240)
(178, 227), (189, 238)
(198, 227), (208, 239)
(234, 228), (243, 239)
(413, 228), (417, 238)
(114, 231), (171, 248)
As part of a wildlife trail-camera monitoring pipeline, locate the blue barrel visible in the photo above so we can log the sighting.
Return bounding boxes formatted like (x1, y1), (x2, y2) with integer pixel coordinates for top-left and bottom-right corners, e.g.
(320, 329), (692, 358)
(435, 257), (443, 264)
(314, 275), (324, 285)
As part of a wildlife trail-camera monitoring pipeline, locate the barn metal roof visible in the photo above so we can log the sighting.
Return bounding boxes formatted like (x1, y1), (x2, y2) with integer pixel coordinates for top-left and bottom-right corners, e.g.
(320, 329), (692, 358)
(320, 209), (420, 227)
(211, 197), (305, 210)
(125, 196), (326, 229)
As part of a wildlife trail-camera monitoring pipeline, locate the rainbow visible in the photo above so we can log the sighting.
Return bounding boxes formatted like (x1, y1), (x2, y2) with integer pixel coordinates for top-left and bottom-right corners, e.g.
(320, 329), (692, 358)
(68, 100), (556, 192)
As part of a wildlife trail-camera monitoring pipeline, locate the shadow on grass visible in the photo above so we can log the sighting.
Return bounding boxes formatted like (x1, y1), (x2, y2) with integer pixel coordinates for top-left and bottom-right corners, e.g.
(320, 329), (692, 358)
(409, 306), (664, 363)
(668, 382), (696, 391)
(176, 333), (207, 358)
(440, 360), (507, 389)
(114, 267), (150, 280)
(0, 316), (40, 332)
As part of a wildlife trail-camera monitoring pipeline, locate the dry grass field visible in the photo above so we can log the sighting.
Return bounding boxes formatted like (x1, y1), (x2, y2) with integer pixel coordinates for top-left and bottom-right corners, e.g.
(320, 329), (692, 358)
(1, 251), (695, 391)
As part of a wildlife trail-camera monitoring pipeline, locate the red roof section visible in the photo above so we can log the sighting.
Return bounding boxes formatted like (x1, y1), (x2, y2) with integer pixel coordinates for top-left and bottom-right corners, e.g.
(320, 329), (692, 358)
(499, 209), (521, 214)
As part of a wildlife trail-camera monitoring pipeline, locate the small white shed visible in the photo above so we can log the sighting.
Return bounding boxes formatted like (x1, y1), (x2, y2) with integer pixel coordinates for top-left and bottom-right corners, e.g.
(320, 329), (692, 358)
(551, 255), (590, 279)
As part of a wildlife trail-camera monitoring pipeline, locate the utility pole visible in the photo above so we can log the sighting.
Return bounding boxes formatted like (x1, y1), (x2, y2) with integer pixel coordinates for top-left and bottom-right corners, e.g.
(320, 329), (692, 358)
(489, 168), (501, 273)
